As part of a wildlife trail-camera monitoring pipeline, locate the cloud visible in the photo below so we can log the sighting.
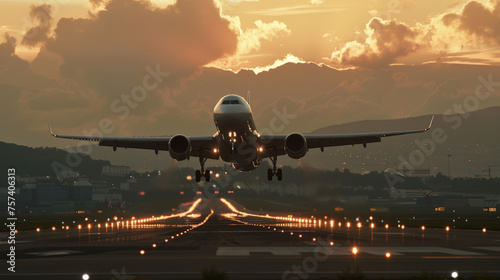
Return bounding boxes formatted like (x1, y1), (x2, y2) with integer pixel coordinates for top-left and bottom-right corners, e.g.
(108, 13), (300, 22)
(330, 1), (500, 68)
(251, 53), (305, 74)
(208, 18), (291, 69)
(310, 0), (324, 5)
(245, 5), (347, 16)
(441, 0), (500, 45)
(330, 17), (420, 68)
(21, 4), (53, 47)
(40, 0), (239, 100)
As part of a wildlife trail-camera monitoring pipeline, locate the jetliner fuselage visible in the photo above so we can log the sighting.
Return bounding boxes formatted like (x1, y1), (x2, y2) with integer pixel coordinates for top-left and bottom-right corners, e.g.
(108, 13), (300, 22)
(213, 94), (261, 171)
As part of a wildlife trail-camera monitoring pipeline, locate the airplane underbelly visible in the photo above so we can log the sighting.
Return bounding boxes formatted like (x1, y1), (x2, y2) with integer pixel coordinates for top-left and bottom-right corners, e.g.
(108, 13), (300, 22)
(219, 143), (261, 172)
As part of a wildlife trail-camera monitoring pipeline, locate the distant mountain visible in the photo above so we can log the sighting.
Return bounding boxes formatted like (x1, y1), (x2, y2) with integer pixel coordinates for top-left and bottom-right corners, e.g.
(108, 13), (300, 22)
(306, 106), (500, 177)
(0, 142), (111, 179)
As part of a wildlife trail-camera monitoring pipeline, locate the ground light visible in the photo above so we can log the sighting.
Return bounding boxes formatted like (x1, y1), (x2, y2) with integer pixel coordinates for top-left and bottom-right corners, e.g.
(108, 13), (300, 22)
(451, 271), (458, 278)
(82, 274), (89, 280)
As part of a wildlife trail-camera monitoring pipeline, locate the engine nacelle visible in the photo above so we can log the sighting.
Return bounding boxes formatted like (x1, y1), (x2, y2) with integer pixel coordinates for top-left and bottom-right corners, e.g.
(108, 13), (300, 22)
(168, 135), (191, 161)
(284, 133), (308, 159)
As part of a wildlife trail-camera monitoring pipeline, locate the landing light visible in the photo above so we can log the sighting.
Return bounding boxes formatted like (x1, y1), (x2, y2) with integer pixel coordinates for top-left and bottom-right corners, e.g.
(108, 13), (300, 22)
(82, 274), (89, 280)
(451, 271), (458, 279)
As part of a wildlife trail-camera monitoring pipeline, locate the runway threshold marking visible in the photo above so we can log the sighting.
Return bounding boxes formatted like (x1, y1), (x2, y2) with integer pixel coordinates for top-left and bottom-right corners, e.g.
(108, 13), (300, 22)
(216, 246), (485, 256)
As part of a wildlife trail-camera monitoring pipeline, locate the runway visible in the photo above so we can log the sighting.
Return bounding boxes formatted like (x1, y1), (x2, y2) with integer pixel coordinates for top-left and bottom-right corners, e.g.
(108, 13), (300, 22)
(2, 197), (500, 279)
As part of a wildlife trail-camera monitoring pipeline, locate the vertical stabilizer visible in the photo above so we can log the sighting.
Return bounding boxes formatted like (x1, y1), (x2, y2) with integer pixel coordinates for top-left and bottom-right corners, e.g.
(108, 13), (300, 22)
(247, 91), (251, 105)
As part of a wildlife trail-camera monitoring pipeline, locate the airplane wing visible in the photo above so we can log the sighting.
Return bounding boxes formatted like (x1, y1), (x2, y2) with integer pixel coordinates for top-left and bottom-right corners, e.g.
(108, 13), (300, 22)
(258, 116), (434, 158)
(49, 125), (218, 159)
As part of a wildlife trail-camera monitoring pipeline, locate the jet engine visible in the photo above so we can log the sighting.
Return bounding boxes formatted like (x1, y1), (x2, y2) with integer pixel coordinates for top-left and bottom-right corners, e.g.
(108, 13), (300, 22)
(168, 135), (191, 161)
(284, 133), (308, 159)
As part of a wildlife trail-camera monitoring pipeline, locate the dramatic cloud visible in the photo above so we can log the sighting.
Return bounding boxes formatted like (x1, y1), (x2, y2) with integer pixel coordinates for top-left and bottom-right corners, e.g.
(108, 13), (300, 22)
(251, 53), (304, 74)
(330, 1), (500, 68)
(21, 4), (53, 47)
(208, 18), (291, 70)
(331, 17), (420, 68)
(41, 0), (238, 99)
(441, 0), (500, 45)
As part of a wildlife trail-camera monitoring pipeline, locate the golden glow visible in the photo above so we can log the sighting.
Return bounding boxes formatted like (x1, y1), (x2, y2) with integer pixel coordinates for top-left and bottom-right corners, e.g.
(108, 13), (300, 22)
(385, 224), (389, 229)
(140, 250), (145, 255)
(213, 148), (218, 153)
(446, 226), (450, 231)
(36, 228), (40, 232)
(352, 247), (358, 254)
(52, 227), (56, 231)
(386, 252), (391, 258)
(421, 226), (425, 230)
(152, 244), (157, 248)
(78, 225), (82, 230)
(482, 228), (487, 233)
(401, 225), (405, 230)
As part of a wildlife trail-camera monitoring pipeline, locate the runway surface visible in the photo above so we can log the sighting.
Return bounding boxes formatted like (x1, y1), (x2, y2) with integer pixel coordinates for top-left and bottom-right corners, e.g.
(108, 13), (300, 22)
(2, 197), (500, 279)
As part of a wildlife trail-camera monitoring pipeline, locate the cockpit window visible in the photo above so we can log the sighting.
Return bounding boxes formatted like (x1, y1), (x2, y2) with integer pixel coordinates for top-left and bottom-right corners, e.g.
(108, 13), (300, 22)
(222, 100), (240, 105)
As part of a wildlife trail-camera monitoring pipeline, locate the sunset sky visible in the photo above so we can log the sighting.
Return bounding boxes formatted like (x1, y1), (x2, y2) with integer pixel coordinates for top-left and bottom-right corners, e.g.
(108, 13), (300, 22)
(1, 0), (499, 148)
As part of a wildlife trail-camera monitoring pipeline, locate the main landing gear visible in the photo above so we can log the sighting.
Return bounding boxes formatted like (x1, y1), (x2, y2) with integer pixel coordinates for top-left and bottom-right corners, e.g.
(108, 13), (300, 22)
(267, 155), (282, 181)
(195, 157), (210, 182)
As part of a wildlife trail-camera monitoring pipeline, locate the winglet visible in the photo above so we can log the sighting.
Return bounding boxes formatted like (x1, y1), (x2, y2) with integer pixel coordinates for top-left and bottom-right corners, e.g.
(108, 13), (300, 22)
(48, 122), (56, 137)
(426, 115), (434, 131)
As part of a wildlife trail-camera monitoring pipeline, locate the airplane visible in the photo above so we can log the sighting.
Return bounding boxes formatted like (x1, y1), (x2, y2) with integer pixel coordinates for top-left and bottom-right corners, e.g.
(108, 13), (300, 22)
(50, 94), (433, 182)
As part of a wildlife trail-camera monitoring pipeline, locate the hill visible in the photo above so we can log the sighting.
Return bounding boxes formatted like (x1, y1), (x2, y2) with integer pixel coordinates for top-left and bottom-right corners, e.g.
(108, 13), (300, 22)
(0, 142), (110, 178)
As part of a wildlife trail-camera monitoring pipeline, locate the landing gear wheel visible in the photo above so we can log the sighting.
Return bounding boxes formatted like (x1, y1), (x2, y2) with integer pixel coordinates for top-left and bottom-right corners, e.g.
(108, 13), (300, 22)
(267, 168), (273, 181)
(195, 170), (201, 182)
(269, 154), (282, 181)
(204, 170), (210, 182)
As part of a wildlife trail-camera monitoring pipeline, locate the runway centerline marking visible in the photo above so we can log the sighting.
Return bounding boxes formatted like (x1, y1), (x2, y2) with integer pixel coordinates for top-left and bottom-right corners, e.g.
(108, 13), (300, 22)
(27, 250), (81, 257)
